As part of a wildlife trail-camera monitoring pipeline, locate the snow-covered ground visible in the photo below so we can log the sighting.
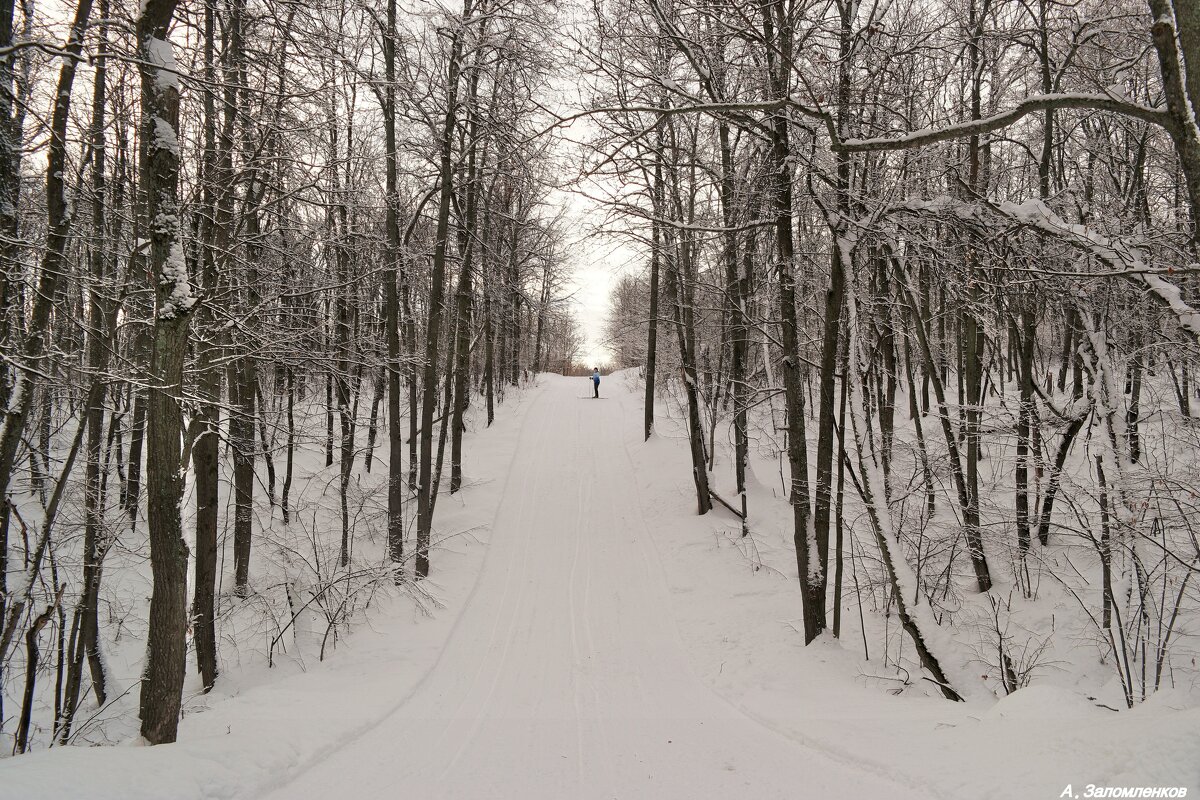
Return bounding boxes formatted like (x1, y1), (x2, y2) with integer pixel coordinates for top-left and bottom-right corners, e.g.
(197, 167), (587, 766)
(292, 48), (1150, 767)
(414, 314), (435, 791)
(617, 370), (1200, 800)
(3, 372), (1198, 799)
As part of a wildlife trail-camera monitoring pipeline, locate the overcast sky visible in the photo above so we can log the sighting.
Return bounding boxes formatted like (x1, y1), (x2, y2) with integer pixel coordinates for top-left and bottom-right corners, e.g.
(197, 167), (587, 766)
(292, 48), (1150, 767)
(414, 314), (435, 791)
(544, 95), (643, 369)
(558, 197), (640, 368)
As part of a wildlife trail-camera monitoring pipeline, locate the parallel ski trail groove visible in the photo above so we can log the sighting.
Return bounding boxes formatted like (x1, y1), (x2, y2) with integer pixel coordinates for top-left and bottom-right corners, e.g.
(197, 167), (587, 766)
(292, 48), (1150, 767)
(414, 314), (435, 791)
(258, 376), (925, 800)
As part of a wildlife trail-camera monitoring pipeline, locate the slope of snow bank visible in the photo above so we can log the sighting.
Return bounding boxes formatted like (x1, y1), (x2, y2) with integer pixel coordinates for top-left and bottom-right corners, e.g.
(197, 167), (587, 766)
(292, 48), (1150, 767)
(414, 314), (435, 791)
(609, 369), (1200, 800)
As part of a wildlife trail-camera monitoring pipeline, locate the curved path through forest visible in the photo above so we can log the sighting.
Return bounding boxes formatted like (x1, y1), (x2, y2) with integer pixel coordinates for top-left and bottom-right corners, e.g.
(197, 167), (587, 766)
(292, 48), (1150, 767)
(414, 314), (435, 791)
(260, 375), (920, 800)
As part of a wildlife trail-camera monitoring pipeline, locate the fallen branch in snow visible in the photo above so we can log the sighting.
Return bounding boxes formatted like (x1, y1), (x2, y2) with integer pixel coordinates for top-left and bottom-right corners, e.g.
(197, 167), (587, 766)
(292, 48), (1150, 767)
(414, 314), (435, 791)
(707, 487), (745, 520)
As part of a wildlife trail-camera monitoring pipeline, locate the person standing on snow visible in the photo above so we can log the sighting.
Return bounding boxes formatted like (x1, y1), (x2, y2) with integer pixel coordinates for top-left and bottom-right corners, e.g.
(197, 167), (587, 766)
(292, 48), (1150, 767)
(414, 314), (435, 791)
(592, 368), (601, 398)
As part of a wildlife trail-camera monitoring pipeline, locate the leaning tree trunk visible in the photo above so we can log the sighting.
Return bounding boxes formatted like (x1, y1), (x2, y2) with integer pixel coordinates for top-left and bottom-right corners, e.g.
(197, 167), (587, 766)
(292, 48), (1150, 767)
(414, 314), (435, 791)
(0, 0), (94, 729)
(844, 277), (963, 702)
(662, 222), (712, 515)
(0, 0), (94, 585)
(60, 3), (119, 736)
(662, 117), (711, 516)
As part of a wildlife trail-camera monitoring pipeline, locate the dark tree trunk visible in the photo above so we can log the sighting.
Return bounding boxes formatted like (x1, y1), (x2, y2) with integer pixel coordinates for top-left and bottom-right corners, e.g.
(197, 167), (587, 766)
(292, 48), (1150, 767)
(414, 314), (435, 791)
(230, 360), (256, 593)
(282, 368), (295, 524)
(416, 4), (468, 579)
(662, 219), (712, 516)
(811, 0), (855, 643)
(644, 113), (663, 441)
(1015, 306), (1037, 568)
(383, 0), (405, 572)
(61, 6), (119, 733)
(137, 0), (192, 745)
(760, 0), (816, 641)
(717, 114), (749, 532)
(451, 65), (482, 494)
(484, 209), (496, 426)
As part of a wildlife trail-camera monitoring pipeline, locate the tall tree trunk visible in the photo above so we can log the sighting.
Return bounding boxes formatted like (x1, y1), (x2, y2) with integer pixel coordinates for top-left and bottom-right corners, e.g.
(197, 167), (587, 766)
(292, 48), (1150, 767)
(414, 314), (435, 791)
(810, 0), (856, 644)
(137, 0), (193, 745)
(483, 204), (496, 426)
(416, 2), (468, 579)
(124, 385), (147, 519)
(61, 3), (118, 735)
(231, 0), (259, 588)
(0, 0), (94, 580)
(405, 269), (419, 492)
(508, 233), (522, 386)
(717, 110), (749, 533)
(451, 63), (483, 494)
(960, 0), (994, 593)
(230, 360), (256, 591)
(0, 0), (20, 661)
(532, 263), (548, 375)
(383, 0), (405, 572)
(1150, 0), (1200, 239)
(1126, 336), (1143, 463)
(1017, 0), (1052, 575)
(192, 0), (233, 671)
(760, 0), (815, 640)
(662, 207), (712, 515)
(832, 361), (847, 638)
(662, 113), (712, 515)
(0, 0), (94, 732)
(282, 367), (295, 524)
(1015, 306), (1036, 567)
(644, 112), (664, 441)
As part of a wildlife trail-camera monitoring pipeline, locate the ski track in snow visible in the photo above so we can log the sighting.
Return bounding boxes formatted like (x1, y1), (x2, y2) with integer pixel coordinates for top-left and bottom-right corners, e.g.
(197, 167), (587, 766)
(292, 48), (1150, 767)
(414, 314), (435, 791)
(7, 373), (1194, 799)
(252, 376), (921, 800)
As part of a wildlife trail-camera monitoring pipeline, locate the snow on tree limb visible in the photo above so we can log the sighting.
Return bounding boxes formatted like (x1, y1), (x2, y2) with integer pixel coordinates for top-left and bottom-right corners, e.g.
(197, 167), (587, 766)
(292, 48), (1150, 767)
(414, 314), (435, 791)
(840, 234), (982, 703)
(836, 93), (1175, 153)
(888, 195), (1200, 339)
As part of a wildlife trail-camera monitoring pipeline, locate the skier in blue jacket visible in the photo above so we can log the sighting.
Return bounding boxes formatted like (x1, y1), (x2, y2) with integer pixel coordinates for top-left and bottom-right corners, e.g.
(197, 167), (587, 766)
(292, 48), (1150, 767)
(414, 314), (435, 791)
(591, 368), (601, 398)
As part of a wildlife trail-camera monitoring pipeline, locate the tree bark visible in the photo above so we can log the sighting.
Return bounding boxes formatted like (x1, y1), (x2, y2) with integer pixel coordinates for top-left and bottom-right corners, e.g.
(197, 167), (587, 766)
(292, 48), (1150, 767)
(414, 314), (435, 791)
(760, 0), (816, 640)
(136, 0), (193, 745)
(383, 0), (406, 572)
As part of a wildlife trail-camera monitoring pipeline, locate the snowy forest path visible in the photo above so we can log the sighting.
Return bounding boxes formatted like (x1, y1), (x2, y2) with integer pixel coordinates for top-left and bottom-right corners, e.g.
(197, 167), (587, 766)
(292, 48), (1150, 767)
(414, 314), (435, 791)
(259, 375), (921, 800)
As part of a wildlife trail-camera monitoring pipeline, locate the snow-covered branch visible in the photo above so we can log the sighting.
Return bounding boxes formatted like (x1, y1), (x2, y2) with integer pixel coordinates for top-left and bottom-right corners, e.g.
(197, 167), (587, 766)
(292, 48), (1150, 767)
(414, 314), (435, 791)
(889, 195), (1200, 339)
(837, 93), (1175, 153)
